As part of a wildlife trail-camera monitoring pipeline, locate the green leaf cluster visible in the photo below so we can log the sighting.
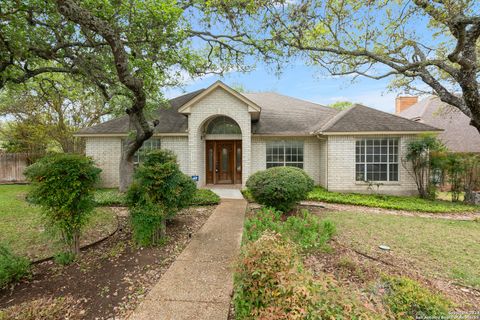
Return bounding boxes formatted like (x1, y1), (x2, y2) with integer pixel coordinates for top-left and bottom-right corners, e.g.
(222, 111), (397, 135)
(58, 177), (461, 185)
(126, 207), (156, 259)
(0, 245), (30, 289)
(382, 275), (451, 319)
(24, 153), (101, 256)
(244, 207), (335, 252)
(126, 149), (196, 245)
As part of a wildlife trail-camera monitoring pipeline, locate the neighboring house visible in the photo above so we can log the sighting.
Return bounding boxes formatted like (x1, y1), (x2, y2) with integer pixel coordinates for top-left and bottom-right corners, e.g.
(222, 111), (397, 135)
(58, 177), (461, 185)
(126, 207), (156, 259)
(397, 96), (480, 153)
(76, 81), (440, 195)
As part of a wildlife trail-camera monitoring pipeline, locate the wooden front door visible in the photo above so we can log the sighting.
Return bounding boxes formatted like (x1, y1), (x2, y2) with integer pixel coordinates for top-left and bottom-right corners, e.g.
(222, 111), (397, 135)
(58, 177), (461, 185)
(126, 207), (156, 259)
(206, 140), (242, 184)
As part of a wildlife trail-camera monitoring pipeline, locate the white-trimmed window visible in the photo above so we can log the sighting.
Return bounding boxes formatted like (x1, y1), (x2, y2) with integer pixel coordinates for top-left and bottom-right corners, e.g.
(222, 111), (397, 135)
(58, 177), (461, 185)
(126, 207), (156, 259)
(133, 138), (161, 164)
(266, 141), (304, 169)
(355, 138), (399, 182)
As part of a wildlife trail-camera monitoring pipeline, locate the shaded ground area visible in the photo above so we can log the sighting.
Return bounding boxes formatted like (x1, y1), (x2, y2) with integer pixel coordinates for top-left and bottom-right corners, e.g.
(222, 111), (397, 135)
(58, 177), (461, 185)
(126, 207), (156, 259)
(0, 206), (215, 320)
(0, 185), (117, 260)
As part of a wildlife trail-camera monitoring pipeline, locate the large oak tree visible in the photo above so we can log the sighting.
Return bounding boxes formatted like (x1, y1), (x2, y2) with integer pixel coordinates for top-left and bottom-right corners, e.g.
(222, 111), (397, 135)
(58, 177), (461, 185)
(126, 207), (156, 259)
(0, 0), (278, 190)
(246, 0), (480, 131)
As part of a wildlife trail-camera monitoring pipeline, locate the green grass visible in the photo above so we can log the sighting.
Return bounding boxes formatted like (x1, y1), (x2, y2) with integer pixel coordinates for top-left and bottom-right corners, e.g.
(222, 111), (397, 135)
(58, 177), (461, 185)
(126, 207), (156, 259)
(189, 189), (220, 206)
(316, 210), (480, 288)
(94, 188), (126, 206)
(0, 185), (117, 260)
(307, 187), (478, 213)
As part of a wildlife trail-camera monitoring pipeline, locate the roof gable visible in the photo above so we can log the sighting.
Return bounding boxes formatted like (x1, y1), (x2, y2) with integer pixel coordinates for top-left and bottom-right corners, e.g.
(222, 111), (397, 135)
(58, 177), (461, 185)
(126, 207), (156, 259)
(317, 104), (441, 134)
(177, 81), (261, 120)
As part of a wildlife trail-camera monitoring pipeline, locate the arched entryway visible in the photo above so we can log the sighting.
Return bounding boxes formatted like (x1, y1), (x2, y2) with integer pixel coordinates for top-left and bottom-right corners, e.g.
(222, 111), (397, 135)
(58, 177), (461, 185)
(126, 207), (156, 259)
(203, 116), (242, 185)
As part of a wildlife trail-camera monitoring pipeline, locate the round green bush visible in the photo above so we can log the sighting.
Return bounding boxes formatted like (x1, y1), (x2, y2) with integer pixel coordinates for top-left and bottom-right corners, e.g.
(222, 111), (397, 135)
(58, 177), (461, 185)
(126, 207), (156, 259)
(246, 166), (314, 212)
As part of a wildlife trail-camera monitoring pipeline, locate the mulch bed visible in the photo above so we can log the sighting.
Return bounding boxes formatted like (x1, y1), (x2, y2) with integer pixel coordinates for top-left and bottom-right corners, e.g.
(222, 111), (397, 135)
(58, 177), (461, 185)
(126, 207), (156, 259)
(0, 206), (215, 320)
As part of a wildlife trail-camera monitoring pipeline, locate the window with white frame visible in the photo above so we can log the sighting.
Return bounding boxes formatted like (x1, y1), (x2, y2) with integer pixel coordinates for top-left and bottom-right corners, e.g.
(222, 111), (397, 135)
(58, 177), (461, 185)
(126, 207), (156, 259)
(355, 138), (399, 182)
(266, 141), (304, 169)
(132, 138), (161, 164)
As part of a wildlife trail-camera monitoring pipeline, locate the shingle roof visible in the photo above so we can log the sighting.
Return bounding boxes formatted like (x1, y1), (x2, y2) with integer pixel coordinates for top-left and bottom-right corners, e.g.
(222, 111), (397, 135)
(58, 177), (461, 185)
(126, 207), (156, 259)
(77, 89), (205, 135)
(316, 104), (441, 133)
(398, 96), (480, 152)
(243, 92), (339, 135)
(77, 88), (440, 136)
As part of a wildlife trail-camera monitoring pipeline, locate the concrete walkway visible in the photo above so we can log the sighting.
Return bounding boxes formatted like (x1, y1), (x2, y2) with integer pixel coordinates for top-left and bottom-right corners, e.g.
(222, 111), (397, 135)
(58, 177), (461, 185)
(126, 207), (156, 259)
(209, 188), (244, 200)
(129, 199), (247, 320)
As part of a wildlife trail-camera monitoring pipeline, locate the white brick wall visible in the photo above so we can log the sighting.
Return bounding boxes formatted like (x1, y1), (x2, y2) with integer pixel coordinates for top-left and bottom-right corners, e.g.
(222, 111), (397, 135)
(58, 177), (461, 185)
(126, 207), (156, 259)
(326, 135), (418, 195)
(187, 87), (252, 186)
(85, 137), (122, 188)
(161, 136), (189, 173)
(318, 139), (327, 187)
(251, 136), (322, 184)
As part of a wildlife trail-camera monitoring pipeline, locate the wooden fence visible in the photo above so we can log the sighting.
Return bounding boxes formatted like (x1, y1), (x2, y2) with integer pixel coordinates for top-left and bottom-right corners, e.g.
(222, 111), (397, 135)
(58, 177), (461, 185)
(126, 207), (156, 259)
(0, 153), (29, 183)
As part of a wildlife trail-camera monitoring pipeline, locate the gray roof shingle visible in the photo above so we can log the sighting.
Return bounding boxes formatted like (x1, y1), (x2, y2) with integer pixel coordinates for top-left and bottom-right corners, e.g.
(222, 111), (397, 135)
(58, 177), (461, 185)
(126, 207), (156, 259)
(398, 96), (480, 152)
(244, 92), (339, 135)
(77, 89), (205, 134)
(77, 89), (440, 136)
(317, 104), (441, 133)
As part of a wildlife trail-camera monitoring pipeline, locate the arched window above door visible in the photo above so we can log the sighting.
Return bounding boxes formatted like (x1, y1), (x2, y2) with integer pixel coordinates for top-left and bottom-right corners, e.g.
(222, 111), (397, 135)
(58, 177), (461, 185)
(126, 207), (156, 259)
(205, 116), (241, 134)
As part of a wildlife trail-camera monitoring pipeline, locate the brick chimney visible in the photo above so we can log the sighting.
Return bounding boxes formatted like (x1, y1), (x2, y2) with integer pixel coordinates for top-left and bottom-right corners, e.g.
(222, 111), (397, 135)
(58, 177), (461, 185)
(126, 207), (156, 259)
(395, 96), (418, 113)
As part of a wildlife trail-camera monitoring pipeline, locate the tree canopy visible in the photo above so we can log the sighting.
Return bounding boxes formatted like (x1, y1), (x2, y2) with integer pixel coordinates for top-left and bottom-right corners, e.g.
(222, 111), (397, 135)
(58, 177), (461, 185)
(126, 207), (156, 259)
(241, 0), (480, 130)
(0, 0), (280, 190)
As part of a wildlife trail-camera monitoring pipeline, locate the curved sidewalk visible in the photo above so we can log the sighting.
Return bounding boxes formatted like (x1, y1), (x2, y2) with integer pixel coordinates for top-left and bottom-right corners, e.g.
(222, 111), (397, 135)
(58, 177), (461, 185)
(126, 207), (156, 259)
(129, 199), (246, 320)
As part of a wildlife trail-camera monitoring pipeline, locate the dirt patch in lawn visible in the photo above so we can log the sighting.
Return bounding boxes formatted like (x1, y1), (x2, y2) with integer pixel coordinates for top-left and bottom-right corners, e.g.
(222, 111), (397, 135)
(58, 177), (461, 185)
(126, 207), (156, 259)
(305, 240), (480, 313)
(0, 206), (215, 320)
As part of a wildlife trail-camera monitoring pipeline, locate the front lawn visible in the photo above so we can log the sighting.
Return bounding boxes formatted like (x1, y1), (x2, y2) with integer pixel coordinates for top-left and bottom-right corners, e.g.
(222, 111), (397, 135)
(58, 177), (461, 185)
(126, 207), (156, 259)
(0, 185), (117, 260)
(315, 210), (480, 288)
(307, 187), (478, 213)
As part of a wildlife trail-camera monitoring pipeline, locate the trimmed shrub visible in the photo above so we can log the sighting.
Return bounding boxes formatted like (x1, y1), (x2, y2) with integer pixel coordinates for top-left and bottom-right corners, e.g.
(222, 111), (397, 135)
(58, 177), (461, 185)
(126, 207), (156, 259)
(130, 202), (166, 246)
(24, 153), (101, 257)
(246, 166), (314, 212)
(190, 189), (220, 206)
(127, 150), (196, 246)
(0, 245), (30, 288)
(244, 207), (335, 251)
(382, 275), (451, 319)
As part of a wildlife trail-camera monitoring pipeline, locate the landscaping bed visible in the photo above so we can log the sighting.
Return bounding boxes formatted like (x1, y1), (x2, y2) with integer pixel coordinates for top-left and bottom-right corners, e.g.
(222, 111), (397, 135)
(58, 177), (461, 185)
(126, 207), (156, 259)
(307, 187), (479, 213)
(0, 205), (215, 319)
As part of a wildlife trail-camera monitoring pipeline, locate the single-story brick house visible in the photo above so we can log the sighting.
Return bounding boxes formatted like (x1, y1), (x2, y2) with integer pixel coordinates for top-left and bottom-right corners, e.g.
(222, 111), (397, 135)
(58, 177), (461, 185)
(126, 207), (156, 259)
(76, 81), (440, 195)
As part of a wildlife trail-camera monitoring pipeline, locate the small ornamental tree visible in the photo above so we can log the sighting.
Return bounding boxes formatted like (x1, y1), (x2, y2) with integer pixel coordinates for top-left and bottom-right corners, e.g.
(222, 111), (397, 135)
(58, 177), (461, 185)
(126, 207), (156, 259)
(403, 135), (445, 199)
(126, 150), (196, 245)
(24, 153), (101, 257)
